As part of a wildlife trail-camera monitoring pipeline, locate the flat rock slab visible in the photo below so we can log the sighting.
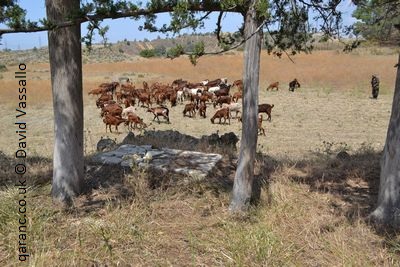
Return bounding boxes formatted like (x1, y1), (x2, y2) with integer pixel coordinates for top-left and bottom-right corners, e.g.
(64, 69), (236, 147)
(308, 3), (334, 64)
(92, 144), (223, 178)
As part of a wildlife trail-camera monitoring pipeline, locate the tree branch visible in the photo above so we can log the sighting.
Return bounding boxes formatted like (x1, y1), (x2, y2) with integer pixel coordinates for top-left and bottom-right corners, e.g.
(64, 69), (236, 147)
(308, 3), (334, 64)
(0, 4), (242, 36)
(265, 25), (296, 63)
(182, 18), (267, 57)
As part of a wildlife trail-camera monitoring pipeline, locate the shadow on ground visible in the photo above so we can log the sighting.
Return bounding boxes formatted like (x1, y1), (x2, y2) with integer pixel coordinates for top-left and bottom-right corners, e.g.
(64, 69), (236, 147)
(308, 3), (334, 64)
(0, 138), (389, 235)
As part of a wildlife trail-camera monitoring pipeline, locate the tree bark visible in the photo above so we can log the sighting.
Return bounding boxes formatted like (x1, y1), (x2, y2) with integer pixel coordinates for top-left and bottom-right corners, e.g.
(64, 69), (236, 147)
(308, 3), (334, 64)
(46, 0), (84, 205)
(229, 2), (263, 212)
(370, 54), (400, 226)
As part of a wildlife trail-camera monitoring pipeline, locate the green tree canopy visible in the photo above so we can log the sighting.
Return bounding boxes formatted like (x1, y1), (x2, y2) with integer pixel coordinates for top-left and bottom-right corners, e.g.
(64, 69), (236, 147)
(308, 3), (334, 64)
(352, 0), (400, 45)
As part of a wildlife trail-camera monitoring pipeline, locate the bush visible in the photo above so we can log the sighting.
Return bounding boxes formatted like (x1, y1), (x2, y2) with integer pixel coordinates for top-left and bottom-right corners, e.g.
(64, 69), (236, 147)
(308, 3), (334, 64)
(154, 45), (166, 56)
(0, 64), (7, 72)
(139, 49), (156, 58)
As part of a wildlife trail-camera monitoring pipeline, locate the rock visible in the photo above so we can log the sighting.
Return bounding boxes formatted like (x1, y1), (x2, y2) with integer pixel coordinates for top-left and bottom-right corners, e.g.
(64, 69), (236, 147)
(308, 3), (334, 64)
(121, 132), (135, 144)
(122, 130), (238, 151)
(336, 151), (351, 161)
(93, 144), (223, 179)
(219, 132), (239, 148)
(201, 133), (220, 146)
(96, 137), (117, 152)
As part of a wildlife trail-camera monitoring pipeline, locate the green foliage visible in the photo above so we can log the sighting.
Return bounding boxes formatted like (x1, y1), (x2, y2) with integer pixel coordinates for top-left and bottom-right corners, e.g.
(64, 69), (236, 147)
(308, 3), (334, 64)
(139, 49), (156, 58)
(188, 41), (205, 65)
(352, 0), (400, 45)
(139, 45), (167, 58)
(0, 64), (7, 72)
(154, 45), (166, 56)
(265, 3), (313, 56)
(167, 44), (185, 59)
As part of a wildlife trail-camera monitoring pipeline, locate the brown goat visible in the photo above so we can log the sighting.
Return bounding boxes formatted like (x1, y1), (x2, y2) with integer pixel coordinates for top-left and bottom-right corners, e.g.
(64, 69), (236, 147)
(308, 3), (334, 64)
(258, 104), (274, 121)
(210, 107), (230, 125)
(232, 79), (243, 91)
(198, 102), (207, 118)
(169, 92), (177, 107)
(138, 93), (151, 107)
(267, 81), (279, 91)
(101, 104), (122, 117)
(88, 88), (105, 96)
(232, 91), (242, 103)
(183, 102), (197, 118)
(213, 95), (231, 108)
(147, 106), (170, 124)
(96, 95), (114, 108)
(103, 114), (125, 133)
(125, 114), (147, 131)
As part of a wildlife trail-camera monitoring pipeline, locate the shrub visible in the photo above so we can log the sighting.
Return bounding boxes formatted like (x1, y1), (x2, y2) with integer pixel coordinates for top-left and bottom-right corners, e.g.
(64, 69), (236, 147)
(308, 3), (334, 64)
(0, 64), (7, 72)
(139, 49), (156, 58)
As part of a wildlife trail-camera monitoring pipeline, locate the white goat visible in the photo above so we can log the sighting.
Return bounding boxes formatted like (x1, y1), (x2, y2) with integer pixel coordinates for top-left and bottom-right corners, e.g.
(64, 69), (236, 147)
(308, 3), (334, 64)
(222, 102), (242, 118)
(121, 106), (137, 119)
(208, 86), (220, 93)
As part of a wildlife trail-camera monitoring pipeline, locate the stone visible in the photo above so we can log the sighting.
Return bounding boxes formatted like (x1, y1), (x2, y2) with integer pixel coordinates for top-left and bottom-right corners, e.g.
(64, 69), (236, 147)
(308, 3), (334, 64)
(92, 144), (223, 179)
(121, 132), (135, 144)
(96, 137), (117, 152)
(336, 151), (351, 161)
(219, 132), (239, 148)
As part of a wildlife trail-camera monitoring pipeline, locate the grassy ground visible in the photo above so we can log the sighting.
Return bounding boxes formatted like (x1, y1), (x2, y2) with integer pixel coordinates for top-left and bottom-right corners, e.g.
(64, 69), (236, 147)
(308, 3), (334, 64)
(0, 50), (400, 266)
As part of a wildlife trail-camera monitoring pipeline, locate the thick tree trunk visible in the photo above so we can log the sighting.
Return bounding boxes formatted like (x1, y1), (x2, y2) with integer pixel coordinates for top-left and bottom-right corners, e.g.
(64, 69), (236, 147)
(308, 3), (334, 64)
(370, 54), (400, 226)
(46, 0), (84, 205)
(229, 2), (263, 212)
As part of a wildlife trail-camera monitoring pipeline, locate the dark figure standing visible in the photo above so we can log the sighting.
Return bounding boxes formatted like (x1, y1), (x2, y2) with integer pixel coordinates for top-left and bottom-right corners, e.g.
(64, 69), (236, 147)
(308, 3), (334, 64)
(371, 75), (380, 99)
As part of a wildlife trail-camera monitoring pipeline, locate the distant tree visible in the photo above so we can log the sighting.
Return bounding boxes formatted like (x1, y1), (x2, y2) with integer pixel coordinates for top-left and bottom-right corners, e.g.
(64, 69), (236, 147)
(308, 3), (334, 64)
(352, 0), (400, 45)
(139, 48), (156, 58)
(154, 45), (166, 56)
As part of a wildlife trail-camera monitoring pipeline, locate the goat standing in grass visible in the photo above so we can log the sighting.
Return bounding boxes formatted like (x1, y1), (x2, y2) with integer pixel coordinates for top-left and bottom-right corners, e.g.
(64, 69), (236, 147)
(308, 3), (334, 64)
(147, 106), (170, 124)
(267, 81), (279, 91)
(198, 102), (207, 118)
(211, 107), (230, 125)
(258, 104), (274, 121)
(289, 79), (301, 92)
(103, 115), (125, 133)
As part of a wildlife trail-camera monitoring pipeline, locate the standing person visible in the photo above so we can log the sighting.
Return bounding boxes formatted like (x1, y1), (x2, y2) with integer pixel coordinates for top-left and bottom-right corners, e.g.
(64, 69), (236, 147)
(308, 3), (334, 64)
(371, 74), (380, 99)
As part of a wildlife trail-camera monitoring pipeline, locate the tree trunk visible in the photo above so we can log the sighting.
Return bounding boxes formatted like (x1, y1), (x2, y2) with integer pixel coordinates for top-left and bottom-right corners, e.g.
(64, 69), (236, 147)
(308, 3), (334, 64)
(370, 54), (400, 226)
(46, 0), (84, 205)
(229, 2), (263, 212)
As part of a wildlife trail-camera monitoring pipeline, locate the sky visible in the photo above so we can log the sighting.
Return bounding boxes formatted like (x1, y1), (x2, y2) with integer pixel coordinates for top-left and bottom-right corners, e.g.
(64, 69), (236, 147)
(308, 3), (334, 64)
(0, 0), (357, 50)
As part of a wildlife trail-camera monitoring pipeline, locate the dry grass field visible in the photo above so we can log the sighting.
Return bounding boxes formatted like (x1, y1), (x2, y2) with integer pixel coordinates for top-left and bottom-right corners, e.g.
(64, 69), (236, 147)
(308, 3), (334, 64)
(1, 50), (400, 266)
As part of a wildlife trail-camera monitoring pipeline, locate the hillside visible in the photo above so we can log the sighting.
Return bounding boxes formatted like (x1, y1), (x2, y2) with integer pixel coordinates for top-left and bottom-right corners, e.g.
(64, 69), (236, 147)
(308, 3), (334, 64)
(1, 33), (373, 65)
(0, 33), (222, 65)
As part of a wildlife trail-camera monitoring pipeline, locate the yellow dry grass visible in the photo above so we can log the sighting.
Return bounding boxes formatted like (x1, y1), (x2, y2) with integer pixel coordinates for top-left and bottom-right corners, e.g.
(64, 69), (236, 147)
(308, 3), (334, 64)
(0, 50), (399, 266)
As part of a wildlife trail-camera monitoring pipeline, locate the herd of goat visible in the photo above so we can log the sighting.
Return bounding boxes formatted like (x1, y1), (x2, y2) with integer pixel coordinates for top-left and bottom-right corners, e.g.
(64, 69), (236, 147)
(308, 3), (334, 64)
(89, 77), (301, 136)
